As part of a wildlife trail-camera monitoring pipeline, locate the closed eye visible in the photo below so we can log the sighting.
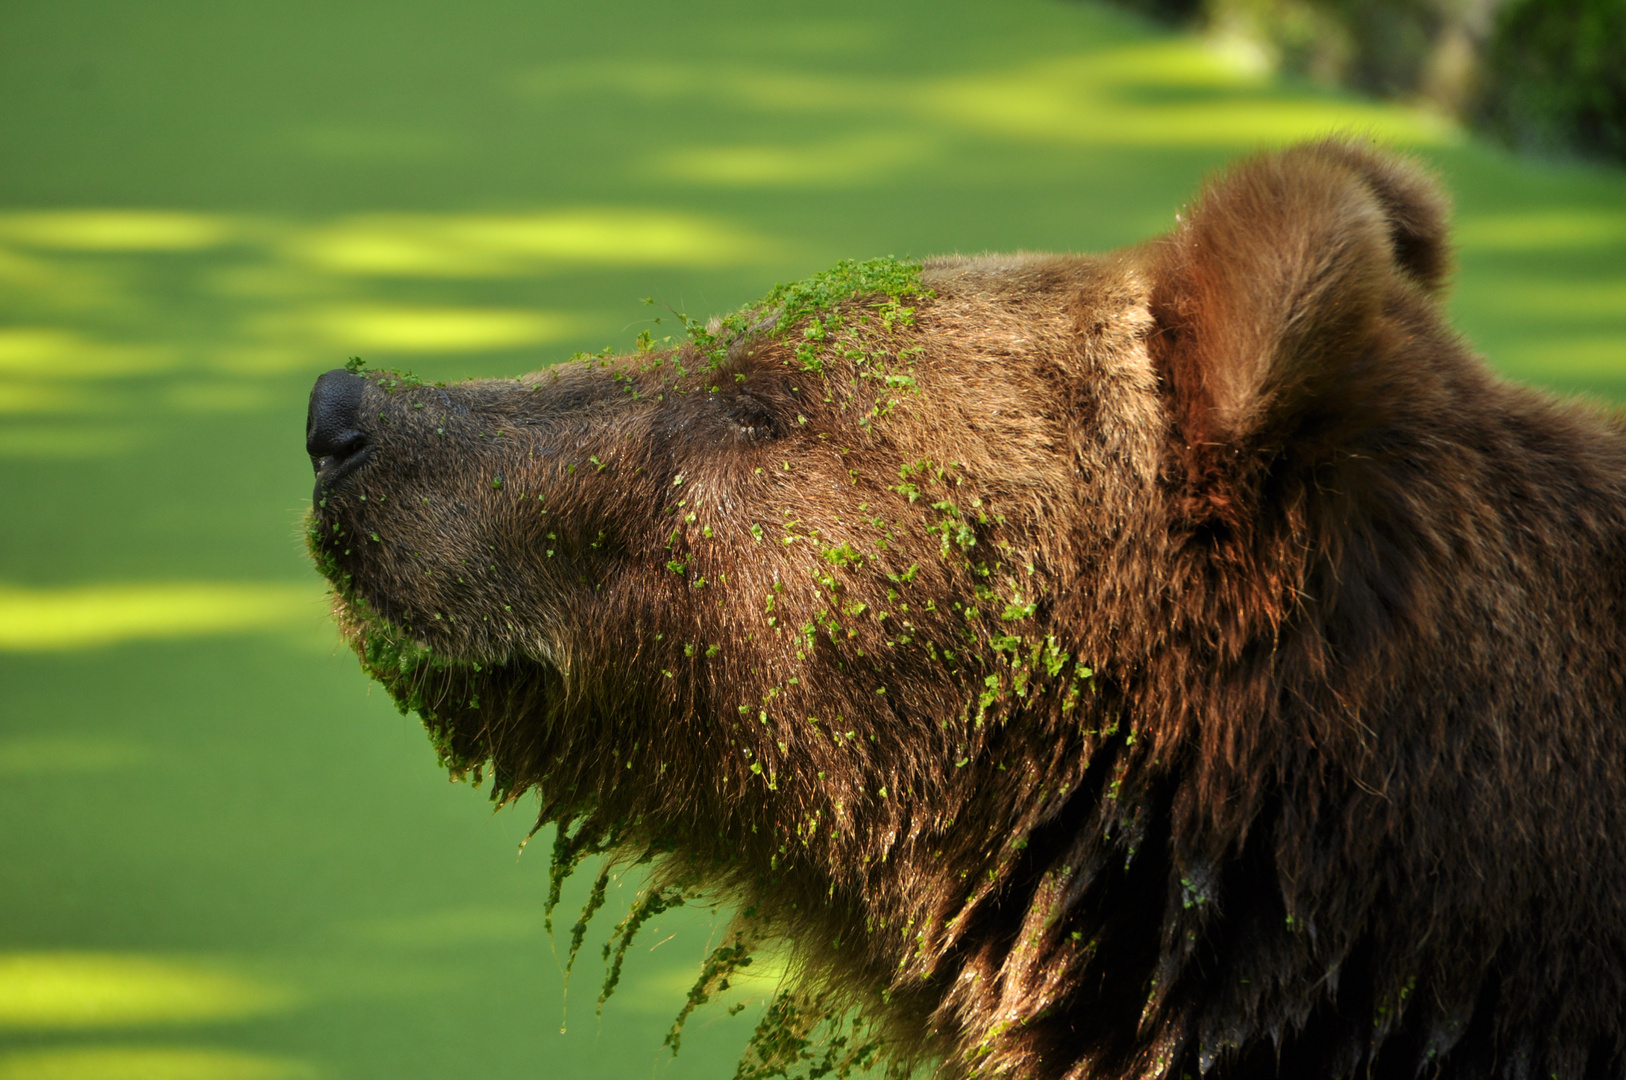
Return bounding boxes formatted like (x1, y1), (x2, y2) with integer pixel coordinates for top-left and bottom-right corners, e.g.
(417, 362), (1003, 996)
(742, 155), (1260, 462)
(719, 390), (780, 442)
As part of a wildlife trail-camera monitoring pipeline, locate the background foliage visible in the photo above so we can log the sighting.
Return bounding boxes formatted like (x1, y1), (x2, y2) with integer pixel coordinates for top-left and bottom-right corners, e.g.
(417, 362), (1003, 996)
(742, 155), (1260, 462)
(1480, 0), (1626, 163)
(1, 1), (1623, 1079)
(1110, 0), (1626, 164)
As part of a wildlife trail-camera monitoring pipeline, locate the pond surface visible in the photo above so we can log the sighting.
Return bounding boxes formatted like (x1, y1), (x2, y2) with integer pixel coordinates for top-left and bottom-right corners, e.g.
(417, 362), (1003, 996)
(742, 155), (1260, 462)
(2, 1), (1622, 1077)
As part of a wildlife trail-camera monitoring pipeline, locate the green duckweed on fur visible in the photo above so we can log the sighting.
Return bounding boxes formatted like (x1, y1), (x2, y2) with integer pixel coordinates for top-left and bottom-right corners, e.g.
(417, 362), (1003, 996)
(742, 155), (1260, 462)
(312, 256), (1072, 1077)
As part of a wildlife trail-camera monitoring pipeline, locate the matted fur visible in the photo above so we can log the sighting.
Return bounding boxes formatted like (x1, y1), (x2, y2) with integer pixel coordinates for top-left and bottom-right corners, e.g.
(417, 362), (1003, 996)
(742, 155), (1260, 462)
(307, 140), (1626, 1079)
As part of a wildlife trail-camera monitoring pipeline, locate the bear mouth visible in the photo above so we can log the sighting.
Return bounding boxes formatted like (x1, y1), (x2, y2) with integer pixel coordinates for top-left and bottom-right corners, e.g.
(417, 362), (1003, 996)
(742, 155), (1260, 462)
(311, 438), (372, 487)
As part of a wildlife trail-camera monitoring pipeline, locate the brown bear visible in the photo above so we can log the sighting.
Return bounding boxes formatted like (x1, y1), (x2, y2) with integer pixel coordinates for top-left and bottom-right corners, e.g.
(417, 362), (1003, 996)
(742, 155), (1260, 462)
(304, 139), (1626, 1080)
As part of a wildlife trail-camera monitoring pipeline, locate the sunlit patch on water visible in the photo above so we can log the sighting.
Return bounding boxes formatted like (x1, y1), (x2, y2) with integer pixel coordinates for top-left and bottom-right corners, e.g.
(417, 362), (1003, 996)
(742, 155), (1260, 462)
(0, 953), (296, 1029)
(0, 582), (324, 651)
(0, 1047), (314, 1080)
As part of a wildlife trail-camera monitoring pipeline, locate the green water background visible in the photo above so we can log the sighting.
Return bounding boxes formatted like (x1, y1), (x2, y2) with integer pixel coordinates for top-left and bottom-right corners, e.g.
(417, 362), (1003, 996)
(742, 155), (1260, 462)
(2, 1), (1623, 1078)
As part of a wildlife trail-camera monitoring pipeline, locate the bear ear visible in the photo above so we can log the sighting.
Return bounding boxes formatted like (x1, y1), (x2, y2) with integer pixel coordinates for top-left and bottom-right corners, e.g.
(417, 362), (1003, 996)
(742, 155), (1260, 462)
(1148, 139), (1452, 460)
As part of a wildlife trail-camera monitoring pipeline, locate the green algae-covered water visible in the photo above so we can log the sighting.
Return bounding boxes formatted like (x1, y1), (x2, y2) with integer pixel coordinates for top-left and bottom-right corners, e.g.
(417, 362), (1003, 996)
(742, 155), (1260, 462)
(2, 2), (1623, 1078)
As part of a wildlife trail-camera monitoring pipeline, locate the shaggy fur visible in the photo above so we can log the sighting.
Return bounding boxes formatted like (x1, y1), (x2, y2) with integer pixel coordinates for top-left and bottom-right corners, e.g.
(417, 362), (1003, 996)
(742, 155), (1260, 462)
(306, 139), (1626, 1079)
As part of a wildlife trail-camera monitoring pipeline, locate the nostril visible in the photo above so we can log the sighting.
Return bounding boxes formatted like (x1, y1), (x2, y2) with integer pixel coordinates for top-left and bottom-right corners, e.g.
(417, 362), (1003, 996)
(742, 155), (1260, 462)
(307, 368), (370, 479)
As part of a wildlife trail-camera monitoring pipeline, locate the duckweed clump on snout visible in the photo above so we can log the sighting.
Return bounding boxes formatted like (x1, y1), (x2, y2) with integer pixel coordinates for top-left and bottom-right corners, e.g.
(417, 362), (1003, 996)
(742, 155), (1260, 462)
(344, 354), (439, 392)
(643, 258), (934, 424)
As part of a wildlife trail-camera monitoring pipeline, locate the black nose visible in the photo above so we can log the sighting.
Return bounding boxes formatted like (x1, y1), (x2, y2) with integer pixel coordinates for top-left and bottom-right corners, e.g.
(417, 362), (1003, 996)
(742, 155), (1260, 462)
(307, 369), (370, 485)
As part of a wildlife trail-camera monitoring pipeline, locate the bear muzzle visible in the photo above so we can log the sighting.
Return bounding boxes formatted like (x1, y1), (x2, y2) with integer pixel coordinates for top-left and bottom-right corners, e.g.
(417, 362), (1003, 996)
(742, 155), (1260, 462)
(306, 368), (373, 500)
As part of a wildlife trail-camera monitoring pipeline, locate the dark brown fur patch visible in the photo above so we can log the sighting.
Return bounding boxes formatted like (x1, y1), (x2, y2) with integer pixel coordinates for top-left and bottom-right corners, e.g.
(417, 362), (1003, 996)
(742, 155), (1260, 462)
(307, 140), (1626, 1080)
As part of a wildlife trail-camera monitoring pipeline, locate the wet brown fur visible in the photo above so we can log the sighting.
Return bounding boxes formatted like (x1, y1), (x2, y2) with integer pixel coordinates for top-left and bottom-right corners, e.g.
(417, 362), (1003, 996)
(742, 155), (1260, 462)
(308, 140), (1626, 1079)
